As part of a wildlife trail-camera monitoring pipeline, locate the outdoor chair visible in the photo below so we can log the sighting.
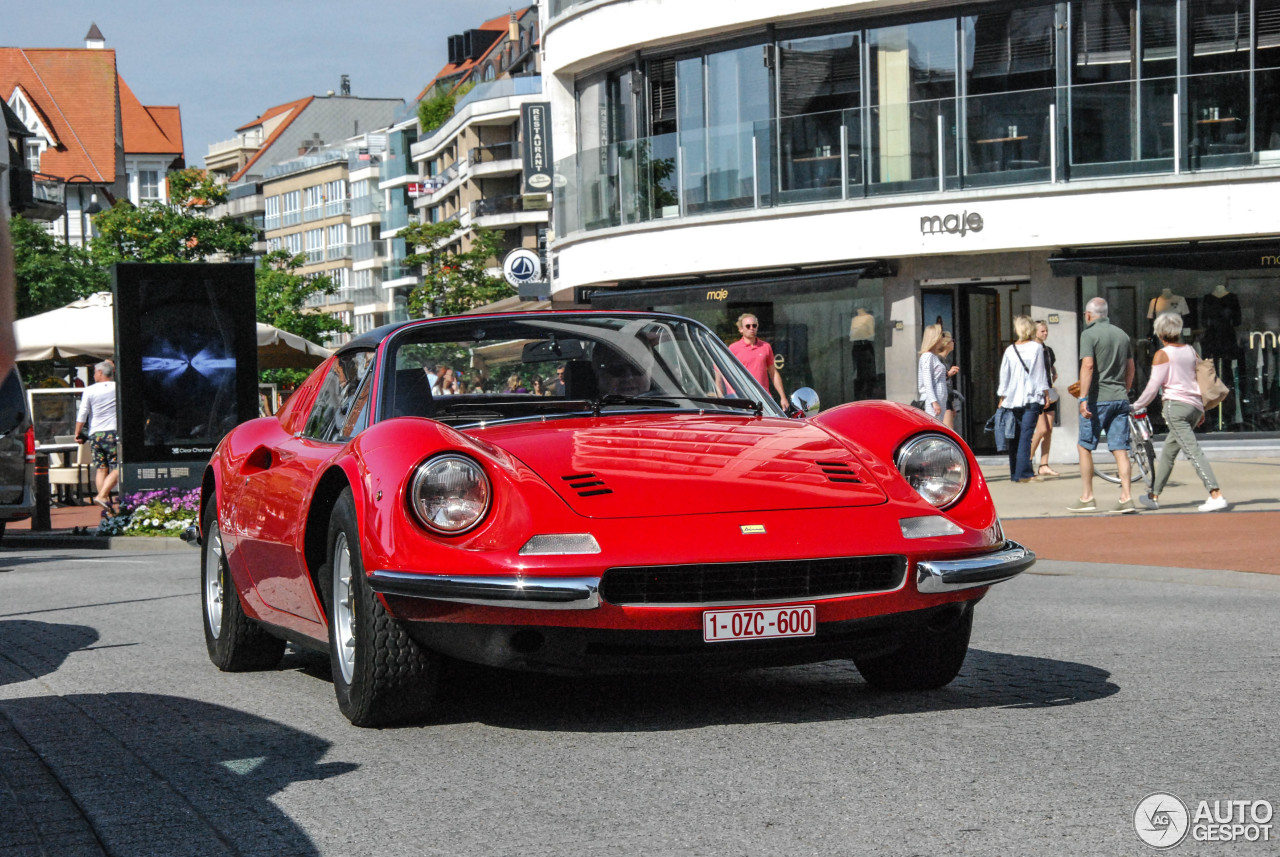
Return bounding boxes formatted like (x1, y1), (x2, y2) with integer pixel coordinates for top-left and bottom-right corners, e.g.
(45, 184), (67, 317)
(47, 441), (93, 505)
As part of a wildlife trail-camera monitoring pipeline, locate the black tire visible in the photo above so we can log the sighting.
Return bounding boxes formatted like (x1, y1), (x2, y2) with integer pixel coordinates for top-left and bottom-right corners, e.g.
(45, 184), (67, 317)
(854, 606), (973, 691)
(201, 502), (285, 671)
(326, 488), (437, 727)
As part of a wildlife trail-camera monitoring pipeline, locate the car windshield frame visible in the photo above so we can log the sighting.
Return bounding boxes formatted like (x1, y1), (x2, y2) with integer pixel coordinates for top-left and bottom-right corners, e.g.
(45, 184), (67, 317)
(374, 312), (785, 427)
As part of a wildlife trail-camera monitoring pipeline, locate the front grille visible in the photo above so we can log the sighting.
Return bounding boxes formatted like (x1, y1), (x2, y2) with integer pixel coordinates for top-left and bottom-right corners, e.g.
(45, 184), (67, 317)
(600, 555), (906, 606)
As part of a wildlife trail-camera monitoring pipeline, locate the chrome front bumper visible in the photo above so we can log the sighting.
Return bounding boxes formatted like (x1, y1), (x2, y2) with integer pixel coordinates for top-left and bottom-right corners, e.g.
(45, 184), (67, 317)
(369, 539), (1034, 611)
(915, 540), (1035, 593)
(369, 571), (602, 610)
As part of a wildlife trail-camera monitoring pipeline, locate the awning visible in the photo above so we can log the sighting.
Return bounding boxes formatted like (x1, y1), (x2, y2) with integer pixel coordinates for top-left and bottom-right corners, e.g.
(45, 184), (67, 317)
(586, 261), (894, 309)
(1048, 239), (1280, 276)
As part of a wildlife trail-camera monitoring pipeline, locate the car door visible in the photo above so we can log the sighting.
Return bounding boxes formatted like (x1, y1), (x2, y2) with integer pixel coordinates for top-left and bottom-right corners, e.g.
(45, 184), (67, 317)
(236, 350), (376, 622)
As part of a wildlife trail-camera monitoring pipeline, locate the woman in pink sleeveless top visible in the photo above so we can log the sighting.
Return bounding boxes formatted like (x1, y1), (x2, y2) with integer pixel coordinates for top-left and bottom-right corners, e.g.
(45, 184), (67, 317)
(1132, 312), (1228, 512)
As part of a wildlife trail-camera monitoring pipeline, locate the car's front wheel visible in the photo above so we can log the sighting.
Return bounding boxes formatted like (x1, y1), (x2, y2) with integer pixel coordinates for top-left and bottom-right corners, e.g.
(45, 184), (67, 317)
(201, 503), (285, 671)
(325, 488), (438, 727)
(853, 605), (973, 691)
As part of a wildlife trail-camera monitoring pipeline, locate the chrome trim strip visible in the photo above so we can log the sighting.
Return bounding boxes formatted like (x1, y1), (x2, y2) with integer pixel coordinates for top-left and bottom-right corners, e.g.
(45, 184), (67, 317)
(915, 540), (1036, 593)
(611, 588), (904, 609)
(368, 571), (601, 610)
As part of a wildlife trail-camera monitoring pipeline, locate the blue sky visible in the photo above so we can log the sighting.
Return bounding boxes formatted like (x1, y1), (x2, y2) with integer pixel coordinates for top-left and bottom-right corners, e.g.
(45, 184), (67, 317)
(6, 0), (524, 168)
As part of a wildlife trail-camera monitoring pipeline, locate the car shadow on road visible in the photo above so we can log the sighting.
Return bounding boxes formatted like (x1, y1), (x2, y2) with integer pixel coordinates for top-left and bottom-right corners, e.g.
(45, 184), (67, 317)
(0, 619), (98, 686)
(422, 648), (1120, 732)
(0, 691), (355, 857)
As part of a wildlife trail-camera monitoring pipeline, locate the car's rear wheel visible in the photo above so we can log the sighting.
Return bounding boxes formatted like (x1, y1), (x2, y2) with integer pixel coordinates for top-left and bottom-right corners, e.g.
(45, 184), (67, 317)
(326, 488), (437, 727)
(201, 503), (285, 671)
(853, 605), (973, 690)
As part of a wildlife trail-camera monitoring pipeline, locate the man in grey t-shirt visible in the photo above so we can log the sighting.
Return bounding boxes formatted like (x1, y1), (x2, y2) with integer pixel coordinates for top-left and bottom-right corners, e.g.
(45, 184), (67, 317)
(1070, 297), (1136, 514)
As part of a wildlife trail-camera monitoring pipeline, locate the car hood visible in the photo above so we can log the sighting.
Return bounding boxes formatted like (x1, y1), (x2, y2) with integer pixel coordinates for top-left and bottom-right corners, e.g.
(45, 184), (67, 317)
(472, 413), (888, 519)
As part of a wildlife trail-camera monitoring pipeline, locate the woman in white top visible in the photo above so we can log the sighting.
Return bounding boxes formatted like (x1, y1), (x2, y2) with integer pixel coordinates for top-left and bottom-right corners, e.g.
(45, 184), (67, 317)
(1132, 312), (1227, 512)
(996, 316), (1051, 483)
(916, 325), (955, 422)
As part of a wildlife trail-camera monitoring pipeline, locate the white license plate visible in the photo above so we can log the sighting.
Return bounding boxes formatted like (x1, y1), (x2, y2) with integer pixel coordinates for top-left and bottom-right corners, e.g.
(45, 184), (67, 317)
(703, 605), (816, 643)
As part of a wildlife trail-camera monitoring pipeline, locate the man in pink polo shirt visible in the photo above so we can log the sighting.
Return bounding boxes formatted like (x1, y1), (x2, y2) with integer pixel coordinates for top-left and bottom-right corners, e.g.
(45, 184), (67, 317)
(728, 313), (787, 408)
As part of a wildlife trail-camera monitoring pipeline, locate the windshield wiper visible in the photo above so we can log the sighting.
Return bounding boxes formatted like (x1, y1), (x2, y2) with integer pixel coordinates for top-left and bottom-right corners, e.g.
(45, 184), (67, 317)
(588, 394), (681, 415)
(678, 396), (764, 415)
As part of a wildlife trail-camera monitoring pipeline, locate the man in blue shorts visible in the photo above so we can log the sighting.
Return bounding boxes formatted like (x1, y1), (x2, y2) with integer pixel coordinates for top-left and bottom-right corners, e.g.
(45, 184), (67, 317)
(1070, 297), (1136, 514)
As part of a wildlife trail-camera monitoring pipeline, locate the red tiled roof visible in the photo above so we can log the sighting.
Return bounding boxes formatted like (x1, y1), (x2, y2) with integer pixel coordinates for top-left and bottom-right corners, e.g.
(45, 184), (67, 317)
(416, 8), (535, 102)
(230, 96), (314, 182)
(0, 47), (120, 183)
(118, 75), (182, 155)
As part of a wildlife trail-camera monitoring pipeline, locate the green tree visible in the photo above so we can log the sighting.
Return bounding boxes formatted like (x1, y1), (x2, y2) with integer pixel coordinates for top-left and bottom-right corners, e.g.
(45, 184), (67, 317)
(8, 214), (108, 318)
(401, 221), (512, 318)
(91, 168), (255, 264)
(417, 81), (474, 133)
(255, 250), (350, 385)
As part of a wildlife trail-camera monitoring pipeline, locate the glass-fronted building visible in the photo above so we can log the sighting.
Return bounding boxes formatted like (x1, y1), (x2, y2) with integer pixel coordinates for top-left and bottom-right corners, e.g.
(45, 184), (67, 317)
(543, 0), (1280, 454)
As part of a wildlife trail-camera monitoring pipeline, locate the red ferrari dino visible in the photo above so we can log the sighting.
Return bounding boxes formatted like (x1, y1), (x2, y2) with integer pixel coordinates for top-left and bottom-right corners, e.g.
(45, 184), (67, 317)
(198, 311), (1033, 726)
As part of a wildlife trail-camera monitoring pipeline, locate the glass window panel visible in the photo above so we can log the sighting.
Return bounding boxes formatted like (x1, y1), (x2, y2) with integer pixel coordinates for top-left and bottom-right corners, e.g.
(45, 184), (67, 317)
(676, 55), (707, 212)
(868, 19), (957, 189)
(1187, 0), (1251, 158)
(964, 6), (1056, 177)
(1258, 1), (1280, 149)
(705, 44), (770, 210)
(777, 32), (861, 200)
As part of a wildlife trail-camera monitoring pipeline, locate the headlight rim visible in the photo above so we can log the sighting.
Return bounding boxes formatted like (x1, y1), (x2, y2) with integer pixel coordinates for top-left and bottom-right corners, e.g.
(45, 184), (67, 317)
(408, 453), (492, 536)
(894, 432), (969, 510)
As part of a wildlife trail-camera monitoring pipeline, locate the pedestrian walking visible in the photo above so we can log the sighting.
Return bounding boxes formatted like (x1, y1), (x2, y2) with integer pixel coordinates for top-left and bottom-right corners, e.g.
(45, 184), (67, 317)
(74, 360), (118, 512)
(916, 325), (955, 422)
(1132, 312), (1229, 512)
(997, 316), (1051, 483)
(1070, 297), (1137, 513)
(1028, 319), (1061, 477)
(729, 313), (787, 408)
(942, 331), (961, 430)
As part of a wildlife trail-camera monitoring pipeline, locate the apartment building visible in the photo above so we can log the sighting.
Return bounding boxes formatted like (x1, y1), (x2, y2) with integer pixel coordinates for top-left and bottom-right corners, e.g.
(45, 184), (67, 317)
(408, 8), (549, 306)
(543, 0), (1280, 456)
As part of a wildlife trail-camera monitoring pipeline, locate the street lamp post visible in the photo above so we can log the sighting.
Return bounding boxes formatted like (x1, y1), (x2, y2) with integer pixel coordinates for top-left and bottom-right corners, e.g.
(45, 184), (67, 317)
(59, 175), (109, 246)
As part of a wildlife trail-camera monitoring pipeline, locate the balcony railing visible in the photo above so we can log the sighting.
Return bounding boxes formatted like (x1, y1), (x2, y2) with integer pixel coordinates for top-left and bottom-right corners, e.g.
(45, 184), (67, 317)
(327, 243), (352, 261)
(305, 249), (325, 264)
(325, 199), (350, 217)
(352, 242), (379, 262)
(382, 205), (411, 232)
(303, 205), (324, 222)
(470, 141), (517, 164)
(264, 214), (281, 231)
(282, 211), (302, 227)
(207, 130), (265, 158)
(556, 69), (1274, 238)
(351, 196), (380, 217)
(471, 195), (525, 218)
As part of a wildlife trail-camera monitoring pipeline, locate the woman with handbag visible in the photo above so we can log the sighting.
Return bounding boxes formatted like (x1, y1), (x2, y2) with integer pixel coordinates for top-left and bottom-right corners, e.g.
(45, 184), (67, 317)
(1132, 312), (1229, 512)
(1028, 320), (1061, 477)
(997, 316), (1051, 483)
(916, 325), (955, 421)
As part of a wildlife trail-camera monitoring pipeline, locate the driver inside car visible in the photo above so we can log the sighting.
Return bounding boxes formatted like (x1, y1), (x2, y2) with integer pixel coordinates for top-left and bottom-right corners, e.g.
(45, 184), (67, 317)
(591, 344), (655, 397)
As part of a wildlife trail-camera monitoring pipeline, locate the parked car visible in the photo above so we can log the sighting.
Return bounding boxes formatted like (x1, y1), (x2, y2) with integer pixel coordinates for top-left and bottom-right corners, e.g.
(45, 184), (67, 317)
(0, 370), (36, 540)
(198, 311), (1033, 726)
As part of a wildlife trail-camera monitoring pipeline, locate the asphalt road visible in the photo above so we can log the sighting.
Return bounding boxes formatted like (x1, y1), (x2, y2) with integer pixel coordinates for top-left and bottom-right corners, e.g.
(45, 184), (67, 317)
(1, 547), (1278, 857)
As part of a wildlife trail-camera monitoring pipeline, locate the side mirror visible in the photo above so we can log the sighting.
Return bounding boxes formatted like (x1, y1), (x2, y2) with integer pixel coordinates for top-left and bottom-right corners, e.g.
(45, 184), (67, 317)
(788, 387), (820, 417)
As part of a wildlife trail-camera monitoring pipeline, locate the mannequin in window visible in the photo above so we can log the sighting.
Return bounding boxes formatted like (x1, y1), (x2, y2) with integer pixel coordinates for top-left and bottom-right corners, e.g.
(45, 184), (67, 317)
(850, 308), (877, 400)
(1147, 288), (1189, 353)
(1200, 283), (1243, 428)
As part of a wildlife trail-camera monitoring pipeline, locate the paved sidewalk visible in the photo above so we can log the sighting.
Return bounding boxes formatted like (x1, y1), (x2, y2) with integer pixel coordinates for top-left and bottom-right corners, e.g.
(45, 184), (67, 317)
(4, 503), (190, 552)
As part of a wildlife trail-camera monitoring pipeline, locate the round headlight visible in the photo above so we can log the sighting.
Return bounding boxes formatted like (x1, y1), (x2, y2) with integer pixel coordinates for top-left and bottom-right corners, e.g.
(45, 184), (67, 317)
(409, 454), (491, 534)
(895, 434), (968, 508)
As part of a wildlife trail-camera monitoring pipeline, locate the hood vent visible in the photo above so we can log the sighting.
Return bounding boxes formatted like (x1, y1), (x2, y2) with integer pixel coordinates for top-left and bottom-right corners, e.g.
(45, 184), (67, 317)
(562, 472), (612, 497)
(816, 460), (863, 484)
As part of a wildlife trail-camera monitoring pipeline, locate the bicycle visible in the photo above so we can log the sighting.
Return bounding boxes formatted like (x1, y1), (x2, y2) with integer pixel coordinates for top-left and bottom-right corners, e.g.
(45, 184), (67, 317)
(1096, 407), (1157, 489)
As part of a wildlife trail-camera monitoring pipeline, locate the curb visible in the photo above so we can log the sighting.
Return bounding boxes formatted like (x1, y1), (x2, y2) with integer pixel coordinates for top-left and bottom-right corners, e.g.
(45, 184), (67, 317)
(1, 533), (197, 552)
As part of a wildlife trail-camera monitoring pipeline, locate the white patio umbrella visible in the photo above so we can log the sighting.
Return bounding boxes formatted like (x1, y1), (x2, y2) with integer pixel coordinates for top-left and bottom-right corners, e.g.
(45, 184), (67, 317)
(14, 292), (332, 369)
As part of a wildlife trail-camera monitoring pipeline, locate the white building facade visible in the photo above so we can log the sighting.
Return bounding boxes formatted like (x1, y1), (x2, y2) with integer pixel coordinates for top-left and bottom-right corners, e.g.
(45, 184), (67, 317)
(543, 0), (1280, 456)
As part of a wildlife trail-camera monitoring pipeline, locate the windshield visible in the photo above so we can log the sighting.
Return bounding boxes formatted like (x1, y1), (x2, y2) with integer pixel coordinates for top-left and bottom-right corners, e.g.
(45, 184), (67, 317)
(378, 313), (785, 426)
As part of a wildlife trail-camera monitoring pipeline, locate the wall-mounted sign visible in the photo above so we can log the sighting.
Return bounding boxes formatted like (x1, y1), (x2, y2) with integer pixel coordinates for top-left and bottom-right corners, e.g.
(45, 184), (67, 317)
(920, 210), (984, 237)
(503, 247), (543, 290)
(1048, 313), (1061, 324)
(521, 102), (553, 194)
